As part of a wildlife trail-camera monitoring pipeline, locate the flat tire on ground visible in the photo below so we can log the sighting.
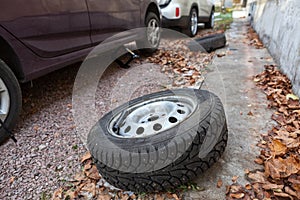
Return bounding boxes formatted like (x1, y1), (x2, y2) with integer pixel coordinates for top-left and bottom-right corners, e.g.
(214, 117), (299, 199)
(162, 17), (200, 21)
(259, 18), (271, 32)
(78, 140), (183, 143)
(88, 89), (228, 192)
(188, 33), (227, 53)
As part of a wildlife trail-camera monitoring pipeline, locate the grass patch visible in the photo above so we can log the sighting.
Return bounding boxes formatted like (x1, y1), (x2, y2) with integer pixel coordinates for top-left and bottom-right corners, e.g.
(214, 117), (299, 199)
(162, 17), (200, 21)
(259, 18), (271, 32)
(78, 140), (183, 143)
(214, 11), (233, 31)
(215, 6), (222, 13)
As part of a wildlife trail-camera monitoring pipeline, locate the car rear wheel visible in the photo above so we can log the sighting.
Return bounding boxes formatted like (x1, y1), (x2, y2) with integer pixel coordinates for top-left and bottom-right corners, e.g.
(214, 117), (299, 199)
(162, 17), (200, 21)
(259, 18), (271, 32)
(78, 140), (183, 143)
(205, 10), (215, 29)
(184, 8), (198, 37)
(0, 59), (22, 144)
(136, 12), (161, 54)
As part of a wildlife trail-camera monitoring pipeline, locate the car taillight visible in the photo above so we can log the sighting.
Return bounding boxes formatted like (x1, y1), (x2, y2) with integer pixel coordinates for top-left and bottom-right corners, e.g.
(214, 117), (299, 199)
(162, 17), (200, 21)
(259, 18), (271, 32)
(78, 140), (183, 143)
(175, 7), (180, 17)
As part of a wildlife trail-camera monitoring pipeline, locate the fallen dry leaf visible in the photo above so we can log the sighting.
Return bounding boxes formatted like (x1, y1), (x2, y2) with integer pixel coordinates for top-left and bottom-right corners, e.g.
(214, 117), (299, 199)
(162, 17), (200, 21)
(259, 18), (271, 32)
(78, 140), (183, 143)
(81, 152), (92, 163)
(84, 160), (92, 171)
(226, 185), (231, 194)
(247, 171), (266, 183)
(254, 158), (264, 165)
(244, 169), (250, 174)
(74, 172), (87, 182)
(217, 179), (223, 188)
(265, 159), (282, 180)
(273, 191), (292, 198)
(230, 185), (242, 193)
(262, 183), (284, 190)
(65, 190), (78, 200)
(81, 182), (96, 197)
(172, 193), (179, 200)
(52, 188), (63, 200)
(245, 184), (252, 190)
(232, 176), (239, 183)
(229, 193), (245, 199)
(269, 139), (287, 156)
(120, 194), (129, 200)
(85, 165), (101, 180)
(283, 155), (300, 177)
(216, 52), (226, 57)
(253, 77), (261, 82)
(288, 175), (300, 185)
(155, 194), (165, 200)
(130, 194), (137, 199)
(285, 186), (299, 198)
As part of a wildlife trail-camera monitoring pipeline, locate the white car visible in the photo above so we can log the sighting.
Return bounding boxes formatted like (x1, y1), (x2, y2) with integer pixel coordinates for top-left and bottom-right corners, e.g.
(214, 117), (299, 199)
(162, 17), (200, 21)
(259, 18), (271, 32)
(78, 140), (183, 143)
(159, 0), (215, 37)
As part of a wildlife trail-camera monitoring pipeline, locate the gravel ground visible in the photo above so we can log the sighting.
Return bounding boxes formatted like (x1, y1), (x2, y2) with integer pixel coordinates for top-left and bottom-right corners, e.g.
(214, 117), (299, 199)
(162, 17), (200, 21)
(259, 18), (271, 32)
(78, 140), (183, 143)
(0, 63), (86, 200)
(0, 28), (216, 200)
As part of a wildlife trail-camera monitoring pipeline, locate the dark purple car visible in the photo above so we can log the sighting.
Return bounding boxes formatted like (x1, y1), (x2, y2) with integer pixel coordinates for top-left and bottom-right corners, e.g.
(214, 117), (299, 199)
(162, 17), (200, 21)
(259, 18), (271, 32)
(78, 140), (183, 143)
(0, 0), (161, 144)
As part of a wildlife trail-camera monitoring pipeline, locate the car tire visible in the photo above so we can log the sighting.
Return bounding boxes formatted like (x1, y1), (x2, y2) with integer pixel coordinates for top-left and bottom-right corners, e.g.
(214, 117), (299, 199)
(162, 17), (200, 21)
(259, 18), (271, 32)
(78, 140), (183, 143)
(205, 10), (215, 29)
(136, 12), (161, 54)
(87, 89), (228, 192)
(183, 8), (198, 37)
(188, 33), (227, 53)
(0, 59), (22, 144)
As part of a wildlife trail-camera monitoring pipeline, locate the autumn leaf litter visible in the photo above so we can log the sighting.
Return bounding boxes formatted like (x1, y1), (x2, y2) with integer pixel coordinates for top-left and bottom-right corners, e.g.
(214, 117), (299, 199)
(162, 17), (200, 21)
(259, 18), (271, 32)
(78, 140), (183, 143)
(226, 65), (300, 200)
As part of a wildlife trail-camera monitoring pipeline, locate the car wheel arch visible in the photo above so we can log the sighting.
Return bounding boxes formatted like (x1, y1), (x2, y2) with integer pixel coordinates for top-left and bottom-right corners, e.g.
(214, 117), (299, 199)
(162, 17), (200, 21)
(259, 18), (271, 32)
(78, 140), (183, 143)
(190, 3), (199, 16)
(211, 5), (215, 14)
(0, 36), (24, 82)
(145, 3), (160, 25)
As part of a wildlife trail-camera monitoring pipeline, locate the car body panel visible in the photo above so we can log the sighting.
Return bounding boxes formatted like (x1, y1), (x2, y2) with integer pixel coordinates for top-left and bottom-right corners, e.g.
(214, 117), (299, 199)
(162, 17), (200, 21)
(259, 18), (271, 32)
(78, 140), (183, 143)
(198, 0), (213, 17)
(0, 0), (160, 82)
(87, 0), (141, 45)
(0, 0), (91, 58)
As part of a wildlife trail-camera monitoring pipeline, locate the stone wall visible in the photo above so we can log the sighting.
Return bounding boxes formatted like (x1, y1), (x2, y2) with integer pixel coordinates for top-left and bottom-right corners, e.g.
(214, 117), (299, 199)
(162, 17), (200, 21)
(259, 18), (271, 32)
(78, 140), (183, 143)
(248, 0), (300, 96)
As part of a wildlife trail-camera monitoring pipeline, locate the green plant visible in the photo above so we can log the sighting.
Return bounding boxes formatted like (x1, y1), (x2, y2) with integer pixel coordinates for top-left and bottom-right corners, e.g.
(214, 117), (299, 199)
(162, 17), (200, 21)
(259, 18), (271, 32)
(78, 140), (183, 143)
(214, 11), (233, 31)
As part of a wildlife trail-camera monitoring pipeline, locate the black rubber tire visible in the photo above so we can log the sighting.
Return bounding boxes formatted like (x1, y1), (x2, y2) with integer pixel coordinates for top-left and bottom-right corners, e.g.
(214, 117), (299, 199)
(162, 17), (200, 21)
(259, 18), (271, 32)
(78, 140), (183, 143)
(183, 8), (198, 37)
(88, 89), (228, 192)
(136, 12), (161, 54)
(188, 33), (227, 53)
(205, 10), (214, 29)
(0, 59), (22, 144)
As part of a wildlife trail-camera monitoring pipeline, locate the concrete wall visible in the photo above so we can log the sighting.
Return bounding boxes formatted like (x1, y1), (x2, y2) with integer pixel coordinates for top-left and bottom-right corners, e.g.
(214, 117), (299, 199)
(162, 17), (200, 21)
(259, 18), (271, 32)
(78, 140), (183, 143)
(248, 0), (300, 96)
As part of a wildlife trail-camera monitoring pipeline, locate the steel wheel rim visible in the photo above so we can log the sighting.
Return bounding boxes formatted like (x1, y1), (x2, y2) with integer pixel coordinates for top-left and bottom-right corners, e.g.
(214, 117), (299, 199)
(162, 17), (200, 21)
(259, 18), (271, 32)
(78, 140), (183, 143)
(191, 11), (198, 35)
(108, 95), (197, 138)
(0, 78), (10, 123)
(147, 18), (160, 48)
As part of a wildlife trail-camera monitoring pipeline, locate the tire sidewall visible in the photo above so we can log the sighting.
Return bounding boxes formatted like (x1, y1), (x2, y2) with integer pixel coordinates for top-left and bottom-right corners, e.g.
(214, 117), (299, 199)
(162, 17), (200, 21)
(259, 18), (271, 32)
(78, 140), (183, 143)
(189, 8), (198, 37)
(0, 60), (22, 143)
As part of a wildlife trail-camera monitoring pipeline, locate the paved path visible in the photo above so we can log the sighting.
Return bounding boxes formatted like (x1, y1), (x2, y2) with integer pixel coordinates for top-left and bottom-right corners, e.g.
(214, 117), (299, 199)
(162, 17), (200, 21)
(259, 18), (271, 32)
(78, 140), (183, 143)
(185, 19), (276, 199)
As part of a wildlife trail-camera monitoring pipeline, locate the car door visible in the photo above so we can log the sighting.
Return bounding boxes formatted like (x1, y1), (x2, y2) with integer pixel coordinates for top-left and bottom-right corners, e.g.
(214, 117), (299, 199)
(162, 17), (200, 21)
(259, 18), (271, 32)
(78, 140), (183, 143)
(86, 0), (141, 45)
(0, 0), (91, 58)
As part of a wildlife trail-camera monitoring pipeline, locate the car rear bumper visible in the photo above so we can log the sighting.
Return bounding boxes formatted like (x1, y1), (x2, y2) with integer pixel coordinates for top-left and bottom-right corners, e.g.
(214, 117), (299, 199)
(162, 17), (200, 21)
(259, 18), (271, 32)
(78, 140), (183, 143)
(161, 16), (189, 28)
